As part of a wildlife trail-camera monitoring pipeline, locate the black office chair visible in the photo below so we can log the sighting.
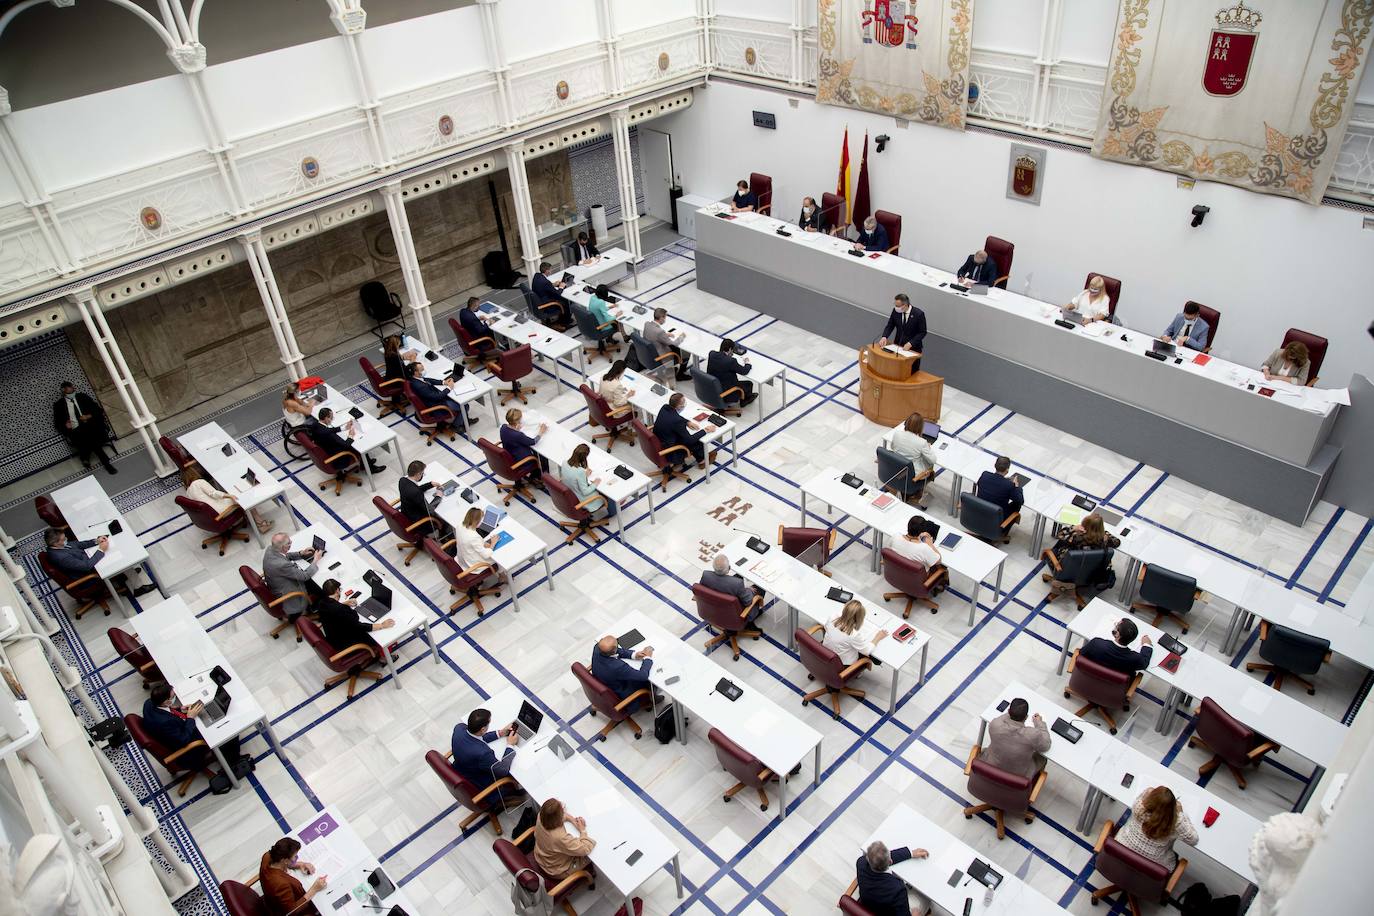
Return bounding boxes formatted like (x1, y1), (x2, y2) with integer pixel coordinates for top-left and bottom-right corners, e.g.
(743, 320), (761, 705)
(630, 330), (678, 383)
(359, 280), (405, 342)
(875, 446), (930, 506)
(1246, 622), (1330, 695)
(1130, 564), (1198, 633)
(960, 492), (1018, 544)
(690, 366), (743, 416)
(1043, 547), (1111, 608)
(571, 301), (619, 361)
(517, 281), (564, 327)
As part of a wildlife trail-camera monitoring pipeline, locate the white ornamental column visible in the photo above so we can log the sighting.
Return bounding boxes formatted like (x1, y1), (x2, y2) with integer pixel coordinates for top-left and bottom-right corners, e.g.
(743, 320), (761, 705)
(239, 234), (308, 380)
(380, 183), (438, 350)
(69, 290), (175, 478)
(0, 526), (56, 638)
(503, 142), (543, 281)
(0, 89), (79, 275)
(166, 43), (249, 215)
(609, 108), (642, 262)
(594, 0), (624, 96)
(790, 0), (808, 86)
(330, 4), (391, 167)
(697, 0), (715, 70)
(476, 0), (517, 128)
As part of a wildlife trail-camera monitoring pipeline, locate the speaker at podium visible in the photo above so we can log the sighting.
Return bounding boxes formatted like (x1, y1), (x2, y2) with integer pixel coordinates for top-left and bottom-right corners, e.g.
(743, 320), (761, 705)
(858, 345), (944, 427)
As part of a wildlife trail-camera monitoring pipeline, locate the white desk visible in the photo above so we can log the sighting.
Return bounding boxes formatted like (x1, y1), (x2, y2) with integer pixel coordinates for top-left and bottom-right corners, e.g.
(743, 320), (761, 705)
(718, 533), (931, 712)
(610, 611), (823, 820)
(517, 409), (656, 543)
(800, 467), (1007, 626)
(1229, 575), (1374, 671)
(49, 476), (167, 617)
(585, 365), (738, 481)
(289, 526), (439, 687)
(978, 680), (1261, 884)
(305, 383), (402, 493)
(419, 462), (554, 609)
(179, 421), (298, 547)
(292, 806), (420, 915)
(388, 334), (499, 432)
(487, 689), (683, 916)
(479, 300), (583, 386)
(130, 595), (285, 789)
(864, 803), (1068, 915)
(564, 246), (639, 290)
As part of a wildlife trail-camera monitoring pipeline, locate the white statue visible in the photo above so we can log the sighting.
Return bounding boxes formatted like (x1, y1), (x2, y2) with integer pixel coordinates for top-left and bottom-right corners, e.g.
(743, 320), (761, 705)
(1248, 811), (1321, 916)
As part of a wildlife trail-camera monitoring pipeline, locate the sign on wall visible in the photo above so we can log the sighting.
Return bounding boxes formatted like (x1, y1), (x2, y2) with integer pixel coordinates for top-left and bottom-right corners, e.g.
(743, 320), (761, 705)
(1006, 143), (1046, 206)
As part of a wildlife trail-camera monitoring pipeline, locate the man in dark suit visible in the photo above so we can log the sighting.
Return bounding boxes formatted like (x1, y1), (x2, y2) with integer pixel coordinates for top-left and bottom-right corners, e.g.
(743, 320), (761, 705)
(854, 840), (927, 916)
(653, 393), (713, 467)
(530, 262), (572, 327)
(1082, 618), (1153, 675)
(798, 196), (828, 232)
(307, 408), (384, 475)
(457, 296), (500, 362)
(263, 532), (320, 619)
(398, 460), (449, 540)
(975, 455), (1024, 524)
(53, 381), (115, 473)
(706, 339), (755, 406)
(701, 553), (763, 623)
(451, 708), (523, 810)
(143, 682), (246, 783)
(591, 635), (653, 700)
(405, 362), (474, 429)
(43, 527), (154, 596)
(876, 293), (927, 372)
(852, 216), (889, 253)
(572, 232), (599, 263)
(956, 249), (999, 286)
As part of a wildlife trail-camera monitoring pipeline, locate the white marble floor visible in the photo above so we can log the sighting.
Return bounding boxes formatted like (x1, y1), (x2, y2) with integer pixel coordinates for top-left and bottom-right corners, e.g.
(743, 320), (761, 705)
(17, 239), (1371, 916)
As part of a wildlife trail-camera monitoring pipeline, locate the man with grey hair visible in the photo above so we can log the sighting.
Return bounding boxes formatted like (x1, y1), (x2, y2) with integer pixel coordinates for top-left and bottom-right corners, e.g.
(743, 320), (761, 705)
(644, 307), (690, 381)
(852, 215), (890, 253)
(700, 553), (764, 623)
(262, 532), (321, 619)
(855, 839), (928, 915)
(956, 248), (999, 287)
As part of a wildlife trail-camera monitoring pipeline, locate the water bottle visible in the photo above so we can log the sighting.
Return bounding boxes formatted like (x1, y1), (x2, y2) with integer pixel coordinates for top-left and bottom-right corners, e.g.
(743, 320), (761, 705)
(983, 884), (994, 907)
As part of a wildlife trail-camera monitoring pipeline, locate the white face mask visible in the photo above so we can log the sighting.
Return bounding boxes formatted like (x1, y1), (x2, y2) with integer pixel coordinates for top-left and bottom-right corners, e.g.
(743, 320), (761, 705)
(803, 205), (814, 215)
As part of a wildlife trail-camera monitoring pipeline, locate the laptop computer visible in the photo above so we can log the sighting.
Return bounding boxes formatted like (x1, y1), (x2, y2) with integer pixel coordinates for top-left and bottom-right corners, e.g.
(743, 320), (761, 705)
(514, 700), (544, 739)
(1096, 507), (1124, 527)
(966, 283), (990, 296)
(358, 579), (393, 622)
(1058, 308), (1086, 326)
(561, 272), (575, 284)
(920, 420), (941, 443)
(476, 505), (506, 537)
(1152, 338), (1177, 358)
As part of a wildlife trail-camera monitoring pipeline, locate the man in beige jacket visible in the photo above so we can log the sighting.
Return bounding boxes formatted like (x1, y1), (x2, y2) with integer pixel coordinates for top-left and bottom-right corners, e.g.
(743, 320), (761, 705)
(982, 697), (1050, 778)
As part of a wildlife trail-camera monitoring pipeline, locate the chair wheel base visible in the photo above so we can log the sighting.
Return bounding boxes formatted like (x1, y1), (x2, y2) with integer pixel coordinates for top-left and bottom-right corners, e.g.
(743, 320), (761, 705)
(723, 795), (731, 803)
(964, 813), (973, 820)
(760, 804), (768, 811)
(634, 732), (641, 740)
(801, 699), (809, 706)
(1307, 688), (1316, 695)
(1109, 727), (1118, 735)
(1063, 690), (1071, 699)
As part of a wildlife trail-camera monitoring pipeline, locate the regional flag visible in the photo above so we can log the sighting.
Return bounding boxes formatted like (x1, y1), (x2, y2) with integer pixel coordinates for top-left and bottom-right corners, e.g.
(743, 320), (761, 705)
(836, 128), (851, 226)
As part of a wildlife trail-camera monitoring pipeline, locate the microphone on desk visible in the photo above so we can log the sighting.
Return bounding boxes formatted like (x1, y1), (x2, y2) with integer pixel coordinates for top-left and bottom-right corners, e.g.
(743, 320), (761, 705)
(731, 526), (771, 554)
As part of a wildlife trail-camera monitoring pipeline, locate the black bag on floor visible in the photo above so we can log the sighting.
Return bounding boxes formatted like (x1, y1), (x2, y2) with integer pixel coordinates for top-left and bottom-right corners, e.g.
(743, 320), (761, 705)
(1178, 882), (1241, 916)
(654, 704), (676, 744)
(512, 804), (538, 853)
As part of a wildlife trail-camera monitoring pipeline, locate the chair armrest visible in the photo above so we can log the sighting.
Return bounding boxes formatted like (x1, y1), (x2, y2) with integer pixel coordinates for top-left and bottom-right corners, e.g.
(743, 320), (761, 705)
(1306, 376), (1318, 388)
(1028, 768), (1048, 804)
(460, 561), (495, 578)
(805, 624), (825, 637)
(66, 572), (102, 590)
(722, 386), (744, 399)
(419, 404), (455, 419)
(1248, 740), (1282, 760)
(756, 767), (774, 784)
(377, 377), (405, 393)
(536, 300), (562, 312)
(267, 590), (307, 609)
(574, 494), (606, 510)
(137, 659), (160, 673)
(994, 274), (1010, 287)
(325, 451), (359, 467)
(328, 642), (376, 663)
(964, 744), (981, 775)
(840, 657), (873, 679)
(1259, 620), (1269, 641)
(1041, 549), (1062, 572)
(1067, 647), (1079, 673)
(596, 320), (617, 331)
(1000, 511), (1021, 530)
(547, 869), (594, 898)
(164, 739), (209, 764)
(654, 352), (680, 364)
(511, 455), (540, 470)
(614, 687), (652, 711)
(213, 505), (242, 522)
(404, 516), (439, 533)
(1125, 672), (1143, 700)
(1093, 820), (1114, 852)
(606, 405), (632, 418)
(1166, 858), (1189, 894)
(844, 878), (859, 898)
(658, 445), (691, 458)
(739, 594), (763, 619)
(885, 244), (900, 255)
(924, 567), (946, 588)
(469, 335), (495, 347)
(913, 467), (934, 482)
(470, 776), (518, 804)
(514, 825), (535, 846)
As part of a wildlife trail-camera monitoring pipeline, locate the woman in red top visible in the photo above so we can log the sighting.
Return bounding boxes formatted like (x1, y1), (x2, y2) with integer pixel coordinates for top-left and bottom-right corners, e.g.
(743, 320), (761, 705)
(259, 837), (326, 915)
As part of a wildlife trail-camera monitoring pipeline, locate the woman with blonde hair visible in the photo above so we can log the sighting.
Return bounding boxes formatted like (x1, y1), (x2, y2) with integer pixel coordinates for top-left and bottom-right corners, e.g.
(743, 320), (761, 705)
(182, 464), (272, 534)
(1066, 275), (1112, 323)
(453, 506), (498, 572)
(820, 599), (888, 667)
(1114, 786), (1198, 867)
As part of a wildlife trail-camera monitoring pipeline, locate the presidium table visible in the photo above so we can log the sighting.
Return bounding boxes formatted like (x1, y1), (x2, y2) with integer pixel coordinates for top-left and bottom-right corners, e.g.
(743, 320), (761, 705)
(695, 206), (1343, 524)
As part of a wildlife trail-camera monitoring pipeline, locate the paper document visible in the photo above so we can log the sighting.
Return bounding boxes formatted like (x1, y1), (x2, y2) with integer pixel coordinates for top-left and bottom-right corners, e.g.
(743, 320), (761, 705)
(448, 377), (479, 397)
(1287, 604), (1318, 627)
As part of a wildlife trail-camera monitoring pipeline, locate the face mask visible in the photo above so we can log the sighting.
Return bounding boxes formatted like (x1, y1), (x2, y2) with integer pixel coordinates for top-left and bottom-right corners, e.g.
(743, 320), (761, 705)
(803, 206), (813, 215)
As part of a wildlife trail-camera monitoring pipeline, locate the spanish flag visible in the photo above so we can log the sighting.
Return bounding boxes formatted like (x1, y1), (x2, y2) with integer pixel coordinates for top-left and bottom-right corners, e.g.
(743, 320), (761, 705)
(836, 128), (851, 226)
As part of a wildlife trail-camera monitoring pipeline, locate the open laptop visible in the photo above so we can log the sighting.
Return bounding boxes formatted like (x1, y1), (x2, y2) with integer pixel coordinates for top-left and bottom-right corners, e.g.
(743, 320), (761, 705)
(476, 505), (506, 537)
(966, 283), (990, 296)
(1058, 308), (1086, 326)
(513, 700), (544, 739)
(358, 579), (393, 622)
(1152, 338), (1177, 358)
(1096, 506), (1124, 528)
(920, 420), (941, 444)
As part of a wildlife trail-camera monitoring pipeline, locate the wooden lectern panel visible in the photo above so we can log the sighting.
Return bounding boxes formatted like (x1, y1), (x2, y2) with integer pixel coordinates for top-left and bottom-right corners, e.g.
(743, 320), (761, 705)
(858, 347), (944, 427)
(866, 345), (919, 381)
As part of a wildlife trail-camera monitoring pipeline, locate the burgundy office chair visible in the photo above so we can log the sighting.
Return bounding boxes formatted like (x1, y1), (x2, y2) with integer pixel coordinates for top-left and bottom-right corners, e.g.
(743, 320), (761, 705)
(709, 727), (775, 811)
(1064, 648), (1141, 733)
(447, 316), (499, 369)
(477, 436), (540, 505)
(572, 661), (650, 741)
(797, 625), (871, 720)
(1187, 696), (1280, 789)
(543, 473), (610, 545)
(34, 494), (69, 532)
(425, 749), (518, 836)
(873, 209), (902, 255)
(359, 355), (407, 417)
(694, 582), (762, 660)
(239, 565), (306, 641)
(174, 494), (250, 556)
(39, 552), (112, 618)
(880, 547), (948, 617)
(159, 435), (195, 471)
(1084, 273), (1122, 318)
(375, 495), (436, 566)
(579, 383), (634, 451)
(961, 748), (1047, 839)
(1090, 819), (1188, 915)
(983, 235), (1014, 289)
(749, 172), (773, 215)
(401, 382), (458, 446)
(632, 419), (691, 490)
(124, 712), (214, 796)
(778, 526), (836, 572)
(294, 430), (363, 495)
(108, 627), (162, 687)
(493, 835), (595, 916)
(1281, 328), (1328, 385)
(424, 536), (502, 615)
(839, 880), (876, 916)
(820, 191), (845, 234)
(1189, 302), (1220, 352)
(299, 617), (381, 698)
(492, 344), (536, 406)
(219, 880), (269, 916)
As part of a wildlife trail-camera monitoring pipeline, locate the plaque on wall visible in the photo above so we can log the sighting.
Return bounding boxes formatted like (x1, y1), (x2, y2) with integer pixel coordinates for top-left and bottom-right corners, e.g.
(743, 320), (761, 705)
(1006, 144), (1046, 206)
(658, 52), (670, 71)
(555, 80), (570, 100)
(744, 47), (757, 66)
(139, 207), (162, 231)
(301, 157), (321, 180)
(438, 115), (454, 137)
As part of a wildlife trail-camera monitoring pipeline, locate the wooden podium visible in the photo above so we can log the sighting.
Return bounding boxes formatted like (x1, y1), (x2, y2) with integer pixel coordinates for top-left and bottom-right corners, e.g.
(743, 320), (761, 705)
(858, 346), (945, 427)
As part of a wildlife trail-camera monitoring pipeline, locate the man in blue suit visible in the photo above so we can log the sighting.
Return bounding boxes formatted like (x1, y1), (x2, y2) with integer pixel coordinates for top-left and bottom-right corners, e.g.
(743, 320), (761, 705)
(877, 293), (927, 373)
(975, 455), (1024, 524)
(653, 393), (714, 468)
(530, 262), (572, 327)
(457, 296), (501, 362)
(451, 708), (524, 809)
(43, 528), (155, 596)
(706, 339), (754, 406)
(1160, 301), (1210, 351)
(852, 216), (889, 252)
(142, 682), (246, 785)
(591, 635), (654, 701)
(855, 841), (928, 916)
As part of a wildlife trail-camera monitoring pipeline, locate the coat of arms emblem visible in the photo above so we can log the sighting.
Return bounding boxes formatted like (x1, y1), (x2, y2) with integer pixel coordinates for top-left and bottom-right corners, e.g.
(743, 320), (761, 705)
(860, 1), (918, 50)
(1203, 1), (1262, 97)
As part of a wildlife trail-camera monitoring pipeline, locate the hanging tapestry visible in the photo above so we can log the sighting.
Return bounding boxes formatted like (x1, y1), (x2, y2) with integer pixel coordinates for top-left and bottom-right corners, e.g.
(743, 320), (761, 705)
(817, 0), (975, 130)
(1092, 0), (1374, 204)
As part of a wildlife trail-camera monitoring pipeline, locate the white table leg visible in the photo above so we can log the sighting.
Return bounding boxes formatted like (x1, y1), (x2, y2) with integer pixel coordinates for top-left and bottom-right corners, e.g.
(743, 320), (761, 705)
(488, 391), (499, 424)
(967, 583), (981, 626)
(506, 570), (521, 612)
(423, 621), (439, 663)
(213, 745), (238, 788)
(247, 518), (267, 548)
(995, 563), (1004, 602)
(381, 643), (400, 689)
(778, 762), (788, 820)
(673, 854), (683, 897)
(949, 472), (961, 515)
(144, 560), (170, 598)
(280, 493), (300, 530)
(731, 428), (738, 466)
(888, 666), (899, 712)
(800, 489), (807, 525)
(919, 642), (928, 683)
(1057, 631), (1074, 675)
(391, 435), (406, 474)
(788, 605), (799, 649)
(106, 578), (133, 618)
(614, 504), (627, 542)
(645, 486), (657, 525)
(361, 461), (377, 494)
(541, 550), (554, 590)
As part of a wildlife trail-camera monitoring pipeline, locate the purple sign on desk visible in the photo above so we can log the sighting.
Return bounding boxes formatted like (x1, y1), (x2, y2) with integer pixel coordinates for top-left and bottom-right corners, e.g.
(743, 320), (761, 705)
(299, 812), (339, 843)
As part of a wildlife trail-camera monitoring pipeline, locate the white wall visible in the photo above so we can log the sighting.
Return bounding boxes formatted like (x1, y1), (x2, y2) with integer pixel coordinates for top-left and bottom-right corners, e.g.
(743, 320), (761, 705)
(614, 0), (697, 34)
(716, 0), (792, 23)
(1057, 0), (1118, 65)
(500, 0), (600, 62)
(972, 0), (1046, 56)
(362, 6), (490, 96)
(202, 38), (357, 139)
(660, 81), (1374, 388)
